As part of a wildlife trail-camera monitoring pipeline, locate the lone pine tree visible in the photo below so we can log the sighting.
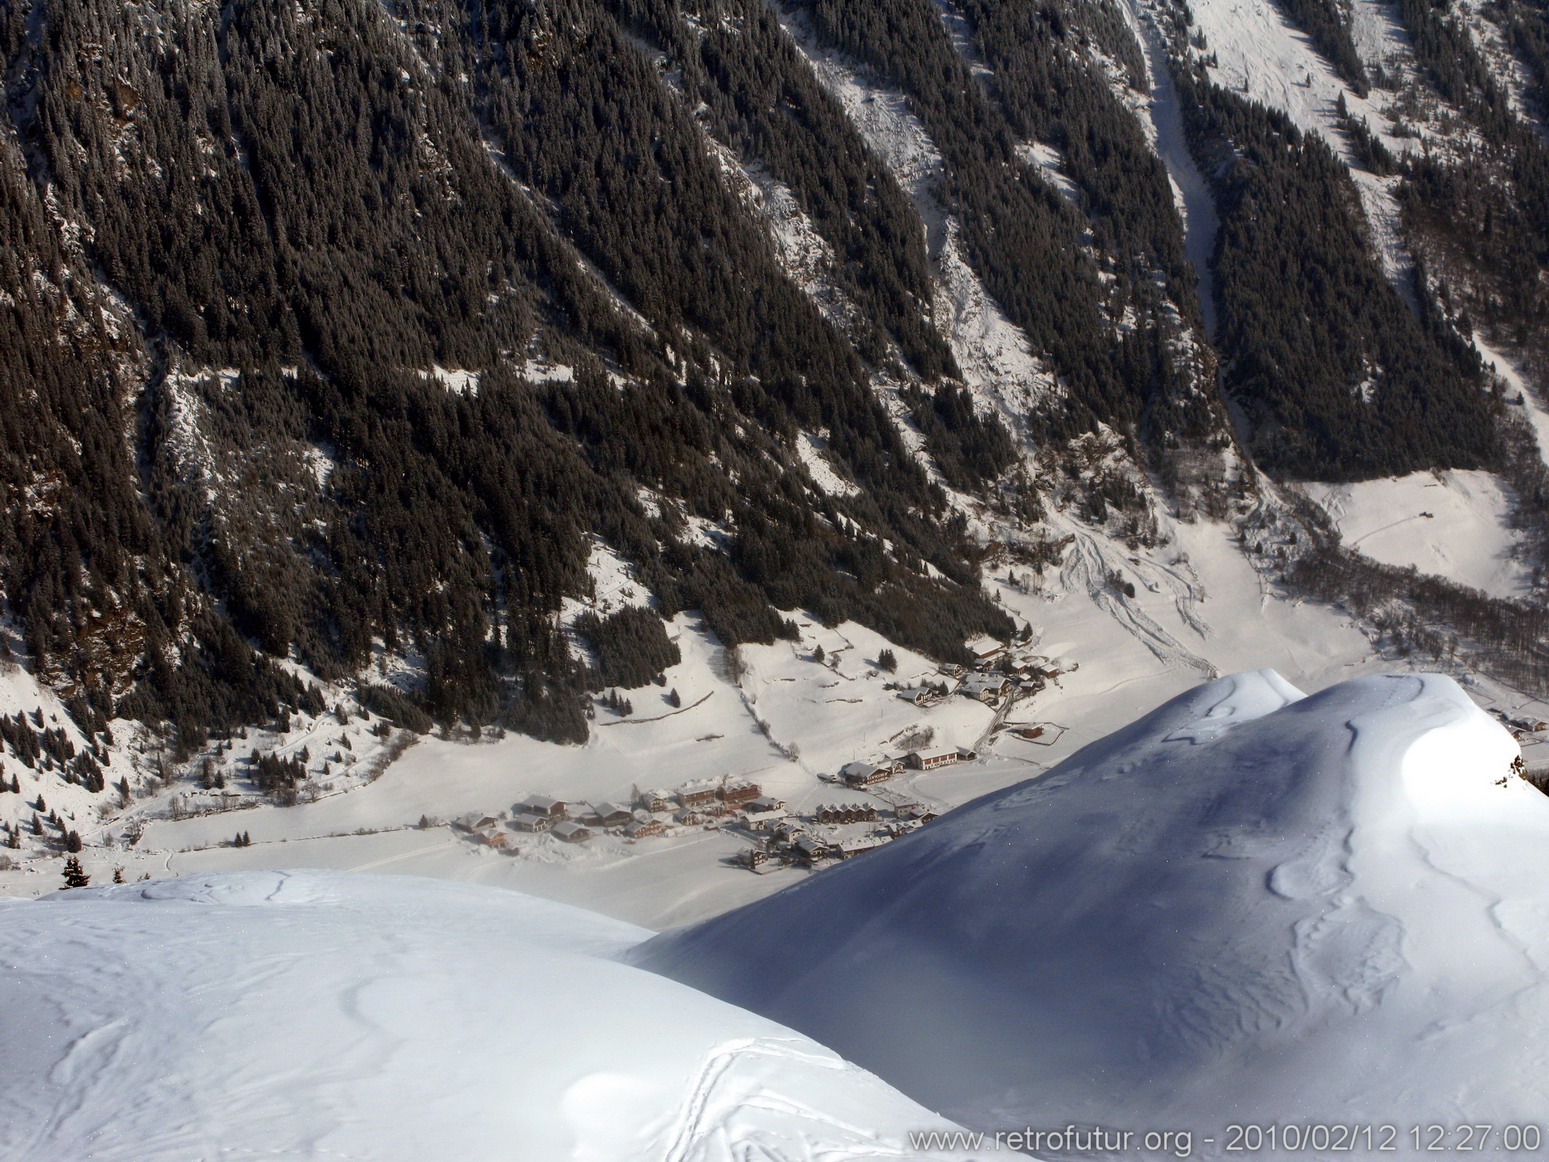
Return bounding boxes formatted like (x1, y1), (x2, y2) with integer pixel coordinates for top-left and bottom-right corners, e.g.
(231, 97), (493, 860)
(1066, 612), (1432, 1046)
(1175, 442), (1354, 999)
(61, 856), (90, 889)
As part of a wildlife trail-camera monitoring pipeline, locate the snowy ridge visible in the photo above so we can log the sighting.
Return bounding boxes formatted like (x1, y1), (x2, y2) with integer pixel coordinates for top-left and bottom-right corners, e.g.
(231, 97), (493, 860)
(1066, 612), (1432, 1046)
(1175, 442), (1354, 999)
(639, 670), (1549, 1156)
(0, 871), (999, 1161)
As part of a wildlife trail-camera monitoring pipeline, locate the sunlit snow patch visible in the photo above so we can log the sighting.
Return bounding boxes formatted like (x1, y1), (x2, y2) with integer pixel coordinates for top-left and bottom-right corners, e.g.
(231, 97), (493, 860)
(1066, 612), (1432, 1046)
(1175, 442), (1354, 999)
(0, 872), (1000, 1161)
(1301, 470), (1531, 599)
(639, 670), (1549, 1157)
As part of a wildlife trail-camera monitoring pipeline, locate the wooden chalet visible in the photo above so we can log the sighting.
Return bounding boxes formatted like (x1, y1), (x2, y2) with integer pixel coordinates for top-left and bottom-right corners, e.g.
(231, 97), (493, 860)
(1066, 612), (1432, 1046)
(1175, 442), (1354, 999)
(815, 803), (879, 825)
(552, 821), (592, 843)
(637, 788), (675, 813)
(840, 760), (895, 787)
(772, 820), (808, 844)
(718, 779), (762, 807)
(791, 833), (830, 863)
(837, 835), (886, 858)
(517, 795), (566, 819)
(908, 747), (959, 771)
(587, 802), (634, 829)
(676, 779), (720, 809)
(510, 812), (553, 833)
(747, 794), (786, 813)
(741, 808), (788, 832)
(625, 818), (667, 839)
(959, 672), (1013, 703)
(966, 636), (1006, 664)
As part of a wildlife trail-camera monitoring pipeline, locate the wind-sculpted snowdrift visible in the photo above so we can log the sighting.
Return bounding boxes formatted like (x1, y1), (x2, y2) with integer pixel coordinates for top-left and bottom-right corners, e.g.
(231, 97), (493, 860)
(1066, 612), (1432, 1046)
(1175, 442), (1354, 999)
(0, 871), (1000, 1161)
(638, 672), (1549, 1157)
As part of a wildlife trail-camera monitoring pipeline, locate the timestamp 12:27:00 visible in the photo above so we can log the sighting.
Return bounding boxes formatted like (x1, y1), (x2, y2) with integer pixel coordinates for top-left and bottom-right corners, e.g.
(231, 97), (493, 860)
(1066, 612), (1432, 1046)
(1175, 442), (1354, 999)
(1223, 1123), (1543, 1152)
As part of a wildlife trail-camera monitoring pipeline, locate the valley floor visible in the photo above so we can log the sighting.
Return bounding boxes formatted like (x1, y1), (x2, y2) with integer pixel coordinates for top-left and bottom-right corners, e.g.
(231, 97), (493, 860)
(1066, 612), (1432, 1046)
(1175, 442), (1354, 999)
(7, 516), (1546, 930)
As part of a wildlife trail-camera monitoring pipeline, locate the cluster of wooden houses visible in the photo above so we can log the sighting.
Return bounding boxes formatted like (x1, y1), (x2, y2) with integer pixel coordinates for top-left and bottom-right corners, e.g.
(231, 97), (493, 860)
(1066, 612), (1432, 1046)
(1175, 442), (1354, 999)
(812, 802), (878, 824)
(735, 792), (939, 871)
(743, 815), (918, 870)
(837, 746), (969, 787)
(896, 650), (1070, 710)
(456, 777), (774, 849)
(1492, 708), (1549, 738)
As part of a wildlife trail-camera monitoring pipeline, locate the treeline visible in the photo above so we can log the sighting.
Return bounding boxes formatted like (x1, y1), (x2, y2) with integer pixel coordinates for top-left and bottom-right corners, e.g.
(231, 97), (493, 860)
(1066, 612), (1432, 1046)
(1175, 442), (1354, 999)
(1178, 73), (1498, 479)
(0, 0), (1019, 749)
(902, 385), (1016, 491)
(1272, 0), (1367, 95)
(0, 714), (104, 790)
(606, 0), (957, 380)
(1336, 95), (1397, 176)
(1389, 0), (1549, 383)
(788, 0), (1190, 442)
(1287, 535), (1549, 695)
(1507, 1), (1549, 118)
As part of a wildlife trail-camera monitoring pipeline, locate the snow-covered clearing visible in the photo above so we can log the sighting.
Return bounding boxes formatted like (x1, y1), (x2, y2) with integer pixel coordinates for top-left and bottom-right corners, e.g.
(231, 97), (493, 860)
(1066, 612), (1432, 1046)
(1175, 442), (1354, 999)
(1185, 0), (1371, 141)
(796, 431), (859, 497)
(0, 871), (996, 1161)
(640, 670), (1549, 1155)
(419, 364), (481, 394)
(1301, 469), (1531, 599)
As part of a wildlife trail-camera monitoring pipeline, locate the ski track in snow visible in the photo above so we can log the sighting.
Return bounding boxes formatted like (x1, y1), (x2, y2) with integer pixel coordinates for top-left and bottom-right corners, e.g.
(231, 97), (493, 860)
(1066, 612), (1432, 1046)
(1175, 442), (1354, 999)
(1060, 528), (1218, 679)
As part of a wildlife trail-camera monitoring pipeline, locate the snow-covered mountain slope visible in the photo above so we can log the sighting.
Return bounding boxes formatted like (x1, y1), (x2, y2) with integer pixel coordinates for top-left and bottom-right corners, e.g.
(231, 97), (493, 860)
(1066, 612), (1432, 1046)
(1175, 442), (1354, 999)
(638, 670), (1549, 1155)
(0, 871), (1001, 1162)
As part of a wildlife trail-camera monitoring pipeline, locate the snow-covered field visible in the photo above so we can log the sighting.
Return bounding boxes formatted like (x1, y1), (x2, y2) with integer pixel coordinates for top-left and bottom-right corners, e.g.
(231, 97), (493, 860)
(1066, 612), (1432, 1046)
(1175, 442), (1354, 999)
(640, 670), (1549, 1157)
(1300, 470), (1532, 599)
(10, 510), (1543, 933)
(0, 871), (996, 1161)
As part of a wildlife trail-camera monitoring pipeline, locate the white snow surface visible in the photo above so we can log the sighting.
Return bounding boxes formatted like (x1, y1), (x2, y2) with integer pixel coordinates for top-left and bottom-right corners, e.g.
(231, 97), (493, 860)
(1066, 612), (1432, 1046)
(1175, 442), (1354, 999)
(638, 670), (1549, 1155)
(1477, 333), (1549, 471)
(1300, 470), (1531, 599)
(0, 870), (997, 1162)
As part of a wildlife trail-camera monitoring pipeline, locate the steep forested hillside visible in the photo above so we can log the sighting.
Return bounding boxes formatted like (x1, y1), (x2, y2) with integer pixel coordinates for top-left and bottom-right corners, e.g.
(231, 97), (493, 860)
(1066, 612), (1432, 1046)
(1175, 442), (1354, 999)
(1, 0), (1546, 768)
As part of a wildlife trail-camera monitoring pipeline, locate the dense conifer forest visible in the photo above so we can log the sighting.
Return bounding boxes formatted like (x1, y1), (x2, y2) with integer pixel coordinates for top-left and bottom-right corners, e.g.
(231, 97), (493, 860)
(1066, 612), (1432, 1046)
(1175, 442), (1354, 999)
(1, 0), (1546, 751)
